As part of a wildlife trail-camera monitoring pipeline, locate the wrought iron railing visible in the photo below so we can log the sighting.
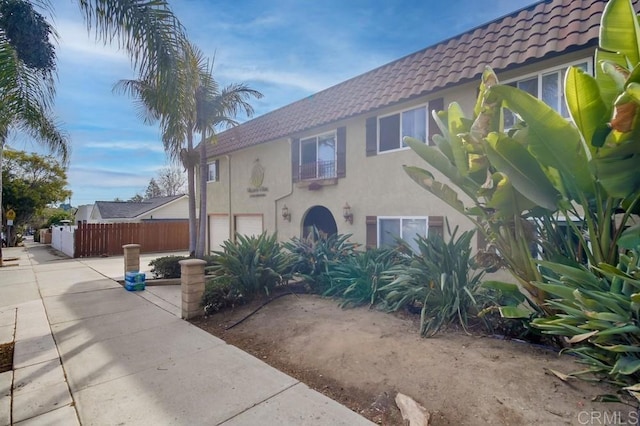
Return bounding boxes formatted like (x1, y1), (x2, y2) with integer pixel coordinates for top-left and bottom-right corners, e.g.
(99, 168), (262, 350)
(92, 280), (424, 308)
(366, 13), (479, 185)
(299, 160), (336, 180)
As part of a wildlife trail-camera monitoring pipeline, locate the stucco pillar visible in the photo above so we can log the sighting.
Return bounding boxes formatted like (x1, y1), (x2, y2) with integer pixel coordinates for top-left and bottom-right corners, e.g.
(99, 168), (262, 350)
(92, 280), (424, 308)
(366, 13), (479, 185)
(179, 259), (206, 320)
(122, 244), (141, 276)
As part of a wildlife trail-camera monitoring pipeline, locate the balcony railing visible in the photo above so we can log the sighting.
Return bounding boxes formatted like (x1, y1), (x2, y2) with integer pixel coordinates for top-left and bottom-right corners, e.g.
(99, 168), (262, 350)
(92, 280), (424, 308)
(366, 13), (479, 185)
(299, 160), (336, 180)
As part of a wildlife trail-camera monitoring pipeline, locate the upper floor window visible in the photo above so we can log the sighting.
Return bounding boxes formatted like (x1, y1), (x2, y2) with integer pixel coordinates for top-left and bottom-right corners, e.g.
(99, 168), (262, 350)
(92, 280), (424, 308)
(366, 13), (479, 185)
(504, 60), (591, 128)
(300, 132), (336, 180)
(292, 127), (346, 183)
(378, 105), (427, 153)
(207, 160), (219, 182)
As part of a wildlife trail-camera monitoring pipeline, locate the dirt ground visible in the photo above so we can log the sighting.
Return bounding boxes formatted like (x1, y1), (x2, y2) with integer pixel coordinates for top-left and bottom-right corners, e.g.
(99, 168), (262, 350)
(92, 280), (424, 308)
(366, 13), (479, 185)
(0, 342), (13, 373)
(192, 294), (637, 425)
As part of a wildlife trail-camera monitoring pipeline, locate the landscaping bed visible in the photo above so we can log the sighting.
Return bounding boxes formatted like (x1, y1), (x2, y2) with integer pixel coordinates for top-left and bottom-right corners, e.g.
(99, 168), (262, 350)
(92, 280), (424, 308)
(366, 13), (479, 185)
(192, 293), (635, 425)
(0, 342), (13, 373)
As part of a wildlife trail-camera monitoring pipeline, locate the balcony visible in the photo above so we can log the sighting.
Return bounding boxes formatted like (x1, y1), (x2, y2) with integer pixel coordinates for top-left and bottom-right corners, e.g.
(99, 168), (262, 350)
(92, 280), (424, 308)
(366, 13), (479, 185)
(299, 160), (336, 181)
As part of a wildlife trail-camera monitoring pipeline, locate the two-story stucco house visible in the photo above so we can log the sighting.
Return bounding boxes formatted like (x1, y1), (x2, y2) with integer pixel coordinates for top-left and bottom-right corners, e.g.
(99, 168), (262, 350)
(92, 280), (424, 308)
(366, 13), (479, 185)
(201, 0), (615, 254)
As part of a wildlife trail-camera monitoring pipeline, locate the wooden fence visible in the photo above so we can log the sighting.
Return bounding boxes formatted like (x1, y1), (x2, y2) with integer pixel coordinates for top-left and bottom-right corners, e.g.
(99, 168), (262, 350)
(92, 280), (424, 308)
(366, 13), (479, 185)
(74, 221), (189, 258)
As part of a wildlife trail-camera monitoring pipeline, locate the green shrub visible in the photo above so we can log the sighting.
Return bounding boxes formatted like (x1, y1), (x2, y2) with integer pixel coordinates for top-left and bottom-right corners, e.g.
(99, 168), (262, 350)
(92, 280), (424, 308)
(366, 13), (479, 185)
(207, 232), (292, 300)
(322, 248), (403, 308)
(201, 255), (217, 268)
(283, 227), (359, 292)
(531, 251), (640, 404)
(380, 225), (487, 337)
(148, 255), (188, 278)
(201, 277), (245, 315)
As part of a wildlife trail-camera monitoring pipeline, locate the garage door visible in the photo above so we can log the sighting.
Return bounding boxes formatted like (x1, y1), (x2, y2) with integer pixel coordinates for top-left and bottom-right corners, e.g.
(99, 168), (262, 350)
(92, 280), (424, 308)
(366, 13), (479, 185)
(208, 215), (229, 253)
(235, 215), (263, 239)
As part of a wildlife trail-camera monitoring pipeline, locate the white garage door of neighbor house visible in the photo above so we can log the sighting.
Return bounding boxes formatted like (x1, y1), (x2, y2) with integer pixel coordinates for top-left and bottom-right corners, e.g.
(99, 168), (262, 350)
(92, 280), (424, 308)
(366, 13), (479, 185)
(209, 215), (229, 253)
(235, 215), (263, 238)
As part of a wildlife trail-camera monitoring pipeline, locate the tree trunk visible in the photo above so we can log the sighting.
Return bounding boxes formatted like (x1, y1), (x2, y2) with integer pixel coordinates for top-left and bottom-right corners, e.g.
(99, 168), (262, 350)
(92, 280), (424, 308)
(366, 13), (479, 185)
(185, 132), (197, 257)
(195, 131), (208, 258)
(0, 139), (4, 266)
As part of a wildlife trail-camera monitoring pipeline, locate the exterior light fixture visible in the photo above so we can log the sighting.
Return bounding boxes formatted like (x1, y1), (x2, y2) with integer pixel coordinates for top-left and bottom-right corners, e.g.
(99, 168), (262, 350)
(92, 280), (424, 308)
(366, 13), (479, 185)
(281, 204), (291, 222)
(343, 202), (353, 224)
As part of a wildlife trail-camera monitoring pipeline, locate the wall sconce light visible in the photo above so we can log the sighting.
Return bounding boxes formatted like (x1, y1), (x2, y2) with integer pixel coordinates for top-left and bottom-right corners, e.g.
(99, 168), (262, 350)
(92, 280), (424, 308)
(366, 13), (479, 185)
(281, 204), (291, 222)
(343, 202), (353, 224)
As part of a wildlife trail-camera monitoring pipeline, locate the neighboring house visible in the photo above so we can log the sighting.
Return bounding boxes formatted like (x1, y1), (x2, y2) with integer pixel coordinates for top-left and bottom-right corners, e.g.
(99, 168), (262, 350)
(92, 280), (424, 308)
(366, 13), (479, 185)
(74, 204), (93, 224)
(201, 0), (620, 253)
(88, 195), (189, 223)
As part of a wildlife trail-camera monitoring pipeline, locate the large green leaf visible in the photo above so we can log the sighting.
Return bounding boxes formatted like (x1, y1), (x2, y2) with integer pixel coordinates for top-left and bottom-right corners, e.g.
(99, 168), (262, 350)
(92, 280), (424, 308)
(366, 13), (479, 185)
(481, 280), (519, 293)
(536, 261), (605, 289)
(565, 67), (609, 155)
(531, 282), (577, 300)
(596, 324), (640, 336)
(447, 102), (470, 176)
(596, 50), (628, 107)
(595, 344), (640, 353)
(484, 172), (536, 216)
(592, 153), (640, 198)
(600, 0), (640, 67)
(484, 132), (559, 211)
(498, 305), (532, 319)
(405, 137), (463, 185)
(627, 81), (640, 102)
(611, 356), (640, 375)
(403, 166), (466, 214)
(488, 85), (594, 197)
(619, 223), (640, 249)
(432, 134), (454, 163)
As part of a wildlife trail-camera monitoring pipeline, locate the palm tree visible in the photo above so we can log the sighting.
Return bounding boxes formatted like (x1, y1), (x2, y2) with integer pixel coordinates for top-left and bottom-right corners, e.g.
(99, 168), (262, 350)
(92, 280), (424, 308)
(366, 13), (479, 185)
(193, 75), (262, 257)
(115, 41), (205, 256)
(0, 1), (68, 263)
(0, 0), (186, 262)
(77, 0), (185, 98)
(116, 42), (263, 258)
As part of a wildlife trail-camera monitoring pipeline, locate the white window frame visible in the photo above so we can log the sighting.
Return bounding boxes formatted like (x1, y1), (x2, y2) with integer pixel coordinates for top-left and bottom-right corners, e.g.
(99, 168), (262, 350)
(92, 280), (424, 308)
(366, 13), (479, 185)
(502, 58), (593, 122)
(377, 103), (428, 154)
(377, 216), (429, 248)
(207, 161), (218, 182)
(299, 130), (337, 180)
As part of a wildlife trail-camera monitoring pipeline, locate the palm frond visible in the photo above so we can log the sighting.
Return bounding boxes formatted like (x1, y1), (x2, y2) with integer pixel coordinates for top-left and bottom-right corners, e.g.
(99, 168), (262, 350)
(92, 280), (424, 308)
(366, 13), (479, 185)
(77, 0), (185, 83)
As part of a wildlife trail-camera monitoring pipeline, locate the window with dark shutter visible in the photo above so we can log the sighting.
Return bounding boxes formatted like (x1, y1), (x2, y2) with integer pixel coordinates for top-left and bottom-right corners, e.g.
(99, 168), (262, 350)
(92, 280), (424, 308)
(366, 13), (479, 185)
(366, 215), (377, 250)
(207, 159), (219, 182)
(291, 138), (300, 182)
(365, 117), (377, 157)
(428, 98), (444, 146)
(379, 114), (400, 152)
(337, 126), (346, 178)
(428, 215), (444, 238)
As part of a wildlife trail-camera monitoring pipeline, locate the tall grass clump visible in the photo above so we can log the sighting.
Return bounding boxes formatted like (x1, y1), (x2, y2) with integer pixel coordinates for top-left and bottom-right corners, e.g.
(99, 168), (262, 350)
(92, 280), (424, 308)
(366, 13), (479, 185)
(380, 225), (487, 336)
(206, 232), (292, 300)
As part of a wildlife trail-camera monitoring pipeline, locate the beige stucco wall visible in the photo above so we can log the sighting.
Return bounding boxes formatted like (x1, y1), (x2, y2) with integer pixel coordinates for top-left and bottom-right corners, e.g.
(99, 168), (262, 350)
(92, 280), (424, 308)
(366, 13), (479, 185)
(205, 85), (478, 249)
(204, 46), (596, 252)
(205, 139), (291, 241)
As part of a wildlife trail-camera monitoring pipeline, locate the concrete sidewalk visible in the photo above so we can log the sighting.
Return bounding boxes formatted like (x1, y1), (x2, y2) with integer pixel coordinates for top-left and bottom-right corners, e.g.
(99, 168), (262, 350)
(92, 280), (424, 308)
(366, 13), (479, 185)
(0, 244), (373, 425)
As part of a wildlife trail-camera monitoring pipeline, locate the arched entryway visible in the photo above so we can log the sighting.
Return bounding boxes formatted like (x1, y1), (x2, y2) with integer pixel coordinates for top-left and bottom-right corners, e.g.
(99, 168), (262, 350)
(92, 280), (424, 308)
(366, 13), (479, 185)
(302, 205), (337, 239)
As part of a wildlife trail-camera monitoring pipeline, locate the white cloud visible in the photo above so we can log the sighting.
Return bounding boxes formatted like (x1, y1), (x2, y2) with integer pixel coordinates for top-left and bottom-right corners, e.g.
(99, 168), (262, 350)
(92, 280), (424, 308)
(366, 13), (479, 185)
(82, 141), (165, 153)
(69, 166), (150, 188)
(56, 19), (129, 66)
(217, 66), (331, 93)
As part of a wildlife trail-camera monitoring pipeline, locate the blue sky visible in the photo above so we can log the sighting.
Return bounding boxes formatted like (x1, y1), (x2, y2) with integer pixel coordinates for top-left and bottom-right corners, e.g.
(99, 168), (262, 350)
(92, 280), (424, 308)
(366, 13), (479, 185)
(12, 0), (535, 206)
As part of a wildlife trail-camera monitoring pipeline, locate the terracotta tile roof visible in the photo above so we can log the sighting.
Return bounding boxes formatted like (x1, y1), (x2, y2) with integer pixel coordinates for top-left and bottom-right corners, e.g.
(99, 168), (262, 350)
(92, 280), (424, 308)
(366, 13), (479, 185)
(207, 0), (610, 158)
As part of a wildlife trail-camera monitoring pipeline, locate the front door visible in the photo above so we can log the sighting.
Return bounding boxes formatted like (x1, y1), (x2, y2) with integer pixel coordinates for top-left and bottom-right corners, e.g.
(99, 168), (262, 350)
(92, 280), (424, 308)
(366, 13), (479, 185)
(302, 206), (337, 239)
